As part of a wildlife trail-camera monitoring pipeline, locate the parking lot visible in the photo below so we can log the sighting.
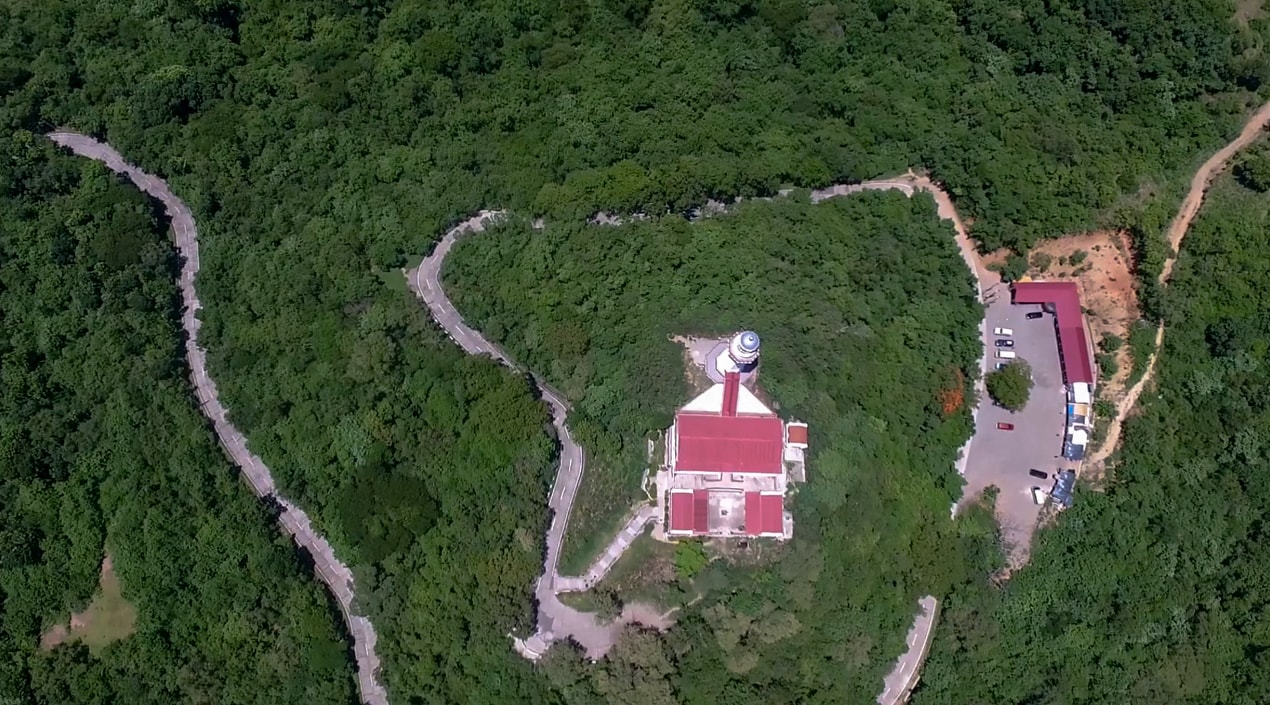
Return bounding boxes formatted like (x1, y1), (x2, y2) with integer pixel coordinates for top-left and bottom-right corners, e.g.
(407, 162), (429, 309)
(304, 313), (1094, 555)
(959, 285), (1070, 563)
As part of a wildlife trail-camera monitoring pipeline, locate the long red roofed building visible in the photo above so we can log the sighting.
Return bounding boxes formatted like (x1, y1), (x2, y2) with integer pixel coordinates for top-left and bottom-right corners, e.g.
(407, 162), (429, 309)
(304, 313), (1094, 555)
(1010, 281), (1095, 385)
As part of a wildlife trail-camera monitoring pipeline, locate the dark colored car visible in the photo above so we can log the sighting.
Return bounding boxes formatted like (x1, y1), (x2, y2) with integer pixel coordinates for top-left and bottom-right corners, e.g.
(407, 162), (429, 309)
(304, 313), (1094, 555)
(1026, 312), (1044, 320)
(995, 339), (1015, 348)
(997, 422), (1014, 430)
(1028, 469), (1048, 479)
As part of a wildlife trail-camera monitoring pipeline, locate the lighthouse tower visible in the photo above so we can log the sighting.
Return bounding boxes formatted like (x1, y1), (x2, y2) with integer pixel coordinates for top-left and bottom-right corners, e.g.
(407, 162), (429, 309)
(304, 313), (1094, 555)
(714, 330), (761, 377)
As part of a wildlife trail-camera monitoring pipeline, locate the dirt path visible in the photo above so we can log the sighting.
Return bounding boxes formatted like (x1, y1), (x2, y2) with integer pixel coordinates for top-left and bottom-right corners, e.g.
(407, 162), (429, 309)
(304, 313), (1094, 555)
(1088, 99), (1270, 469)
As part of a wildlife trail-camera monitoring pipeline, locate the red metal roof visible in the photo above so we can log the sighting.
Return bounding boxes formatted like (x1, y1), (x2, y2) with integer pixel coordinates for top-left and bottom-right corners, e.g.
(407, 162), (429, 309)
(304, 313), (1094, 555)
(675, 413), (785, 474)
(669, 492), (694, 532)
(1011, 282), (1095, 384)
(693, 489), (709, 533)
(722, 372), (740, 417)
(745, 492), (785, 536)
(786, 424), (808, 445)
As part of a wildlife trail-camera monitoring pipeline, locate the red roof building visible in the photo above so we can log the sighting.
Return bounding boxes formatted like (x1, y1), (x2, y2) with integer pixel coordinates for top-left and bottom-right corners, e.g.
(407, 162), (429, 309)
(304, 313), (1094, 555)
(674, 414), (785, 474)
(744, 492), (785, 536)
(663, 368), (805, 539)
(668, 491), (695, 534)
(1011, 281), (1095, 385)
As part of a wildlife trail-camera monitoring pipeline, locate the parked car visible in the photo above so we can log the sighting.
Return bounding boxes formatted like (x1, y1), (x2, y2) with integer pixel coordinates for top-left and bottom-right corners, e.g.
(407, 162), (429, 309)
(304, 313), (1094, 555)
(1028, 468), (1048, 479)
(997, 422), (1014, 430)
(995, 362), (1009, 370)
(996, 350), (1017, 359)
(1026, 312), (1044, 320)
(993, 327), (1013, 336)
(994, 339), (1015, 348)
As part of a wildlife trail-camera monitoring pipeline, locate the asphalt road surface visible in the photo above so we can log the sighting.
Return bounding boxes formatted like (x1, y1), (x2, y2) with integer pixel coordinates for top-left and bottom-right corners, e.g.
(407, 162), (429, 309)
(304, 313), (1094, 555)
(47, 132), (389, 705)
(959, 299), (1069, 565)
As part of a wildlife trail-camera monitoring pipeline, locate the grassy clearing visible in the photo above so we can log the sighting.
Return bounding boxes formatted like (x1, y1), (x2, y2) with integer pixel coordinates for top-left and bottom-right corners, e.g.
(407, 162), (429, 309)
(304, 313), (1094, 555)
(557, 454), (645, 577)
(376, 268), (409, 293)
(41, 555), (137, 654)
(559, 527), (688, 613)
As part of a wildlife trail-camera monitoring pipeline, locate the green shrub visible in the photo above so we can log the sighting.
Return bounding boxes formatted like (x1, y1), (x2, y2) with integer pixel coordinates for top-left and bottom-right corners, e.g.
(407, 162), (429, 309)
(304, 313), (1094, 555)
(1096, 352), (1119, 378)
(674, 541), (708, 580)
(1094, 398), (1116, 419)
(1099, 335), (1124, 353)
(985, 361), (1033, 411)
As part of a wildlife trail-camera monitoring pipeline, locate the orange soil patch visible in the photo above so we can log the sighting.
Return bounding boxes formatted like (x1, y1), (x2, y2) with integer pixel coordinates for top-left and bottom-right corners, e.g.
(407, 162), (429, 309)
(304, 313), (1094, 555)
(938, 367), (966, 417)
(979, 248), (1011, 271)
(1026, 230), (1141, 414)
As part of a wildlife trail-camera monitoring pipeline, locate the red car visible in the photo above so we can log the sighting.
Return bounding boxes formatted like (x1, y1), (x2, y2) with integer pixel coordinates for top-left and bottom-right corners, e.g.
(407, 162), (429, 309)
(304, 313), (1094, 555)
(997, 422), (1015, 430)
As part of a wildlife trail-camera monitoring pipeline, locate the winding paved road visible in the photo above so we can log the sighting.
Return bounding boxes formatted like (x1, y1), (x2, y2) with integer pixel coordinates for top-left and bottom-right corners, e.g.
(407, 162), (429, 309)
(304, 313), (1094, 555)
(47, 132), (389, 705)
(407, 213), (627, 659)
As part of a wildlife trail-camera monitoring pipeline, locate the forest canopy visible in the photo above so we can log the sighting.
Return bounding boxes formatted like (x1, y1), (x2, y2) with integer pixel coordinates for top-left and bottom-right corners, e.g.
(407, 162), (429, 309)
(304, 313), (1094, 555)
(0, 135), (356, 704)
(0, 0), (1268, 702)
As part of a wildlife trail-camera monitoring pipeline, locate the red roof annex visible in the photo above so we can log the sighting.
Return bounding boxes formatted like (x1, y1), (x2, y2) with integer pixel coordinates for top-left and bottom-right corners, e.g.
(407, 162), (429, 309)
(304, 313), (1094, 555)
(675, 413), (785, 474)
(669, 492), (694, 533)
(1011, 281), (1095, 384)
(745, 492), (784, 536)
(668, 489), (713, 534)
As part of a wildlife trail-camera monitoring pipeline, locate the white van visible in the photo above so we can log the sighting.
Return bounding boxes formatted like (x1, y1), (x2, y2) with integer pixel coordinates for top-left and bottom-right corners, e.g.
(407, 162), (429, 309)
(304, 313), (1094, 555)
(996, 350), (1017, 360)
(993, 327), (1013, 336)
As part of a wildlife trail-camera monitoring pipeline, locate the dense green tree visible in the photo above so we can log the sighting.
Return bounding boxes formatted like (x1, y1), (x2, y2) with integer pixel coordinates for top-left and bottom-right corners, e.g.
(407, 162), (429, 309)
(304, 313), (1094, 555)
(1235, 146), (1270, 191)
(0, 136), (355, 704)
(985, 361), (1033, 411)
(446, 193), (982, 701)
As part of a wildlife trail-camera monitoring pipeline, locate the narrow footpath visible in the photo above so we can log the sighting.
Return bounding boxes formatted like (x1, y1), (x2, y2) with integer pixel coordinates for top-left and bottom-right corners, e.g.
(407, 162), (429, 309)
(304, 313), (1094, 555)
(1088, 98), (1270, 469)
(47, 132), (389, 705)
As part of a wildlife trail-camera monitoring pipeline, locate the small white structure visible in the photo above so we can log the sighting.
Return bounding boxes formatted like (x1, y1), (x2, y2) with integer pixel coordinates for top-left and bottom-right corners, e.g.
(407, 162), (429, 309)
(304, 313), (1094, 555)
(714, 330), (761, 376)
(1069, 383), (1092, 405)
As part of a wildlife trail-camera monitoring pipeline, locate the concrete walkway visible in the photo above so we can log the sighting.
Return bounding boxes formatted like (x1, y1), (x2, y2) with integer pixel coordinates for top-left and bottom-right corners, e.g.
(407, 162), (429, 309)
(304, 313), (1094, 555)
(47, 132), (389, 705)
(408, 213), (632, 659)
(556, 506), (659, 593)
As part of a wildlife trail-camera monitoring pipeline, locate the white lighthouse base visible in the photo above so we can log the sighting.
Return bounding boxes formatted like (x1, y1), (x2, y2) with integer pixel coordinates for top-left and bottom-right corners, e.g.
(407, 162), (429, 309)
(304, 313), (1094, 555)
(704, 342), (758, 383)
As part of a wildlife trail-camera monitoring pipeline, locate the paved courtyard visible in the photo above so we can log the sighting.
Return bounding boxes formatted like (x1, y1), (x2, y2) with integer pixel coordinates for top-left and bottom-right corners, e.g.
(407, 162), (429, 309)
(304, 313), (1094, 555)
(959, 285), (1070, 562)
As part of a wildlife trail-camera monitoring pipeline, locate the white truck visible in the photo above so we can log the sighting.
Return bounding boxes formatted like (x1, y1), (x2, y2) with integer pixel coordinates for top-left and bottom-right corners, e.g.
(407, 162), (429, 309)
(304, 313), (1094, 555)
(993, 327), (1013, 336)
(996, 350), (1017, 359)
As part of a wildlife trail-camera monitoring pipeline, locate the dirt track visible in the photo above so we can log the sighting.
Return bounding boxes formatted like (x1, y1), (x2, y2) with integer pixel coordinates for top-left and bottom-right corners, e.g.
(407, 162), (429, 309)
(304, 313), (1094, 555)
(1088, 99), (1270, 469)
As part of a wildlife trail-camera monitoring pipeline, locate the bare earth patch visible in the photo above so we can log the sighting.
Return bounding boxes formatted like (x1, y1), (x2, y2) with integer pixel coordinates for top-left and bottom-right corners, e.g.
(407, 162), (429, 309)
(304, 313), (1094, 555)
(1236, 0), (1265, 24)
(669, 334), (723, 394)
(1028, 231), (1141, 393)
(40, 554), (137, 654)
